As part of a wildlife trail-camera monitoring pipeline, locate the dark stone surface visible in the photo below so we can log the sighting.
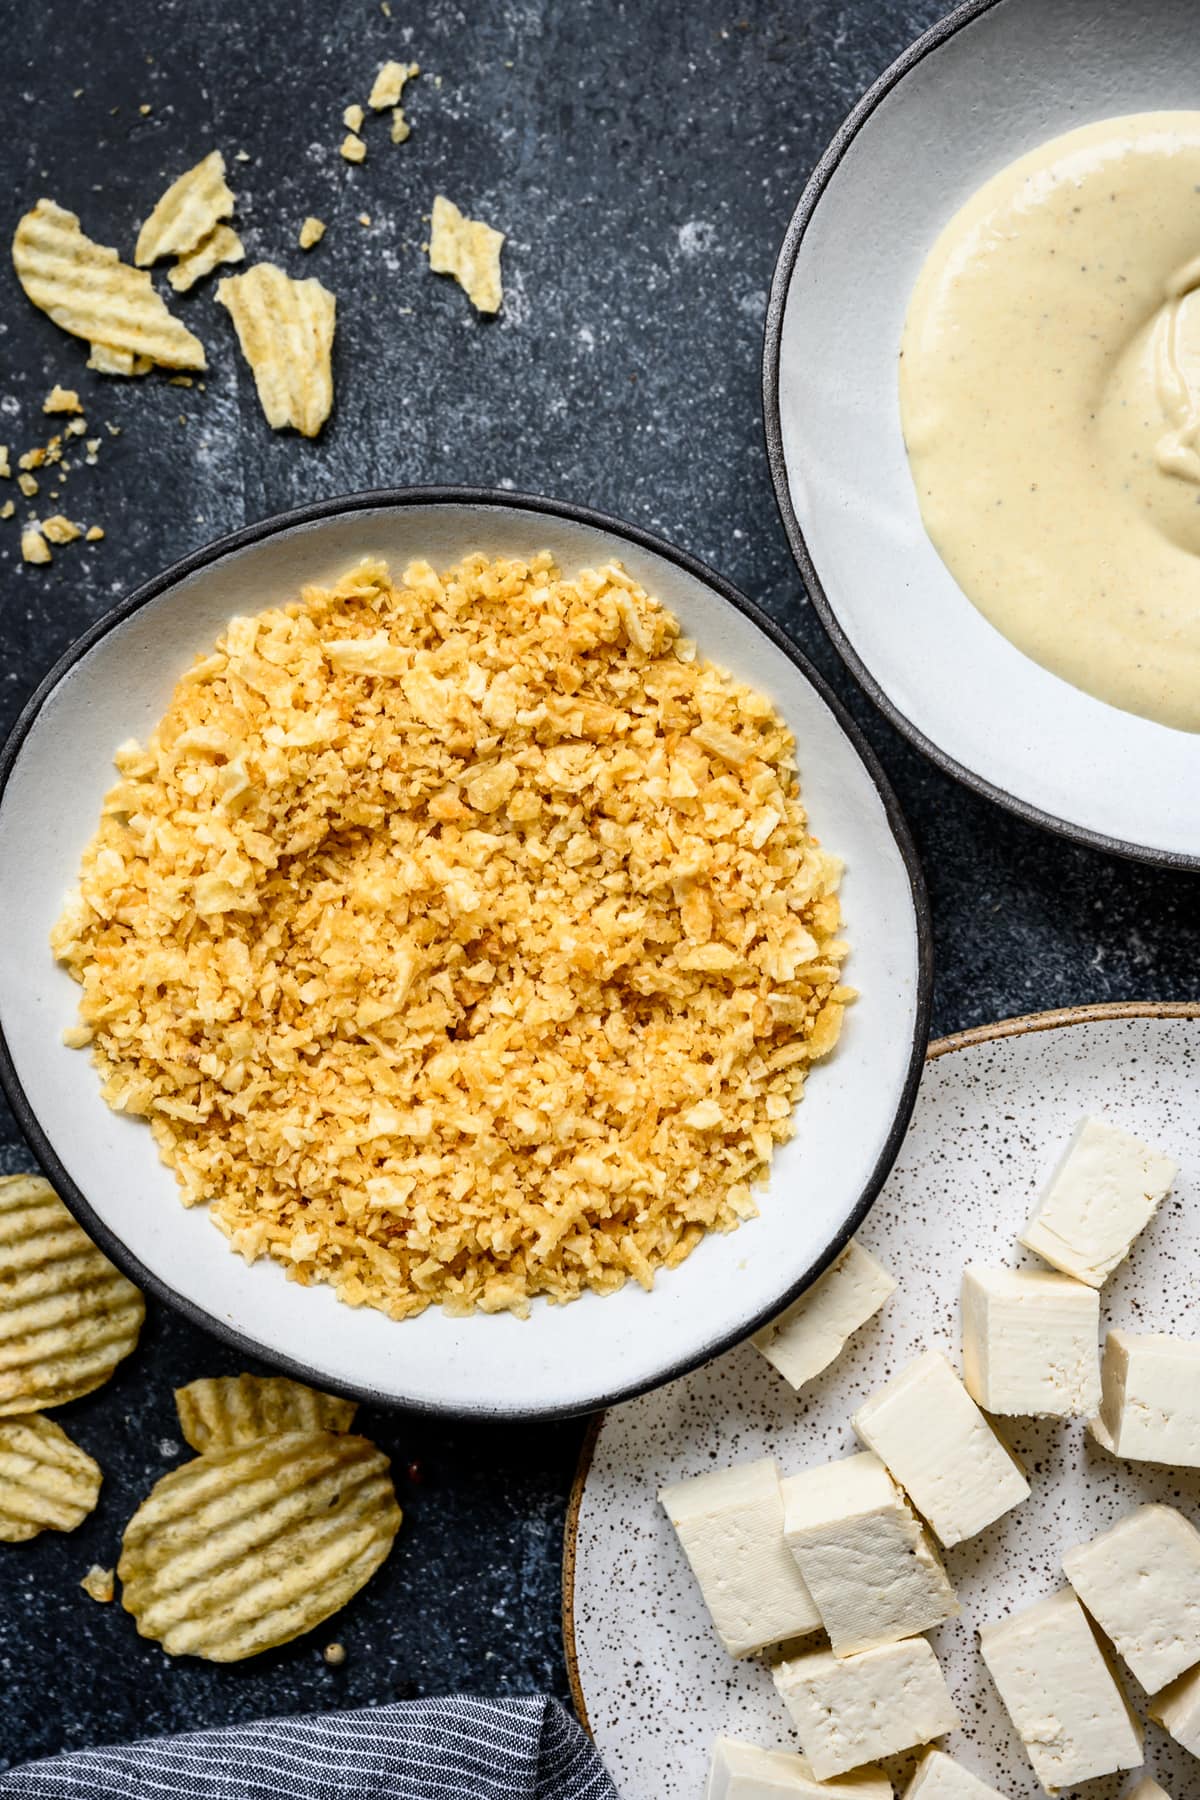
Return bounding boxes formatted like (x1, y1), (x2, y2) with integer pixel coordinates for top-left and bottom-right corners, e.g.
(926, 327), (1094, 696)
(0, 0), (1196, 1772)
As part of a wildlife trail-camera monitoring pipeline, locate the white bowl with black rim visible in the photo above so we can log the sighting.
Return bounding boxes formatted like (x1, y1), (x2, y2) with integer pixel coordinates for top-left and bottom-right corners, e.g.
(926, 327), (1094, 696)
(764, 0), (1200, 867)
(0, 490), (930, 1418)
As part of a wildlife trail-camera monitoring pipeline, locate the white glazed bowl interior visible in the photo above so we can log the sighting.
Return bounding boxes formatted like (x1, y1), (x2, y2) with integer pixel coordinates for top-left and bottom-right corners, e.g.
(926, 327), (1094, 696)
(769, 0), (1200, 865)
(0, 495), (927, 1417)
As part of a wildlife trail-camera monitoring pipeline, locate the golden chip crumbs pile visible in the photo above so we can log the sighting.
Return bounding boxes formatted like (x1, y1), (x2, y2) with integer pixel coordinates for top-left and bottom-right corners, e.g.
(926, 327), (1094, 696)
(52, 553), (851, 1320)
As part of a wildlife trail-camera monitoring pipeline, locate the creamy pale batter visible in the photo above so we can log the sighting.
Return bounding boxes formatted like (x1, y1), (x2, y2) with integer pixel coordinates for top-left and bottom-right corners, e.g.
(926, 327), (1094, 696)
(900, 113), (1200, 732)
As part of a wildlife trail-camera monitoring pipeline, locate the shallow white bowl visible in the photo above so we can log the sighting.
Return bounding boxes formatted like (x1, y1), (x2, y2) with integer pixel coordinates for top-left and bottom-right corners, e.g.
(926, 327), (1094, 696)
(764, 0), (1200, 867)
(0, 491), (929, 1417)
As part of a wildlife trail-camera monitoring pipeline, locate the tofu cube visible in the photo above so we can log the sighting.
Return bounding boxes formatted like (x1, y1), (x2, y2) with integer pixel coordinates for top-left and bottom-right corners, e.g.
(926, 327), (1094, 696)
(901, 1750), (1008, 1800)
(960, 1266), (1099, 1417)
(852, 1351), (1030, 1547)
(659, 1458), (821, 1657)
(782, 1451), (958, 1656)
(753, 1240), (896, 1392)
(705, 1737), (893, 1799)
(1149, 1662), (1200, 1756)
(979, 1588), (1142, 1792)
(1090, 1331), (1200, 1467)
(1019, 1116), (1176, 1287)
(774, 1638), (958, 1779)
(1064, 1503), (1200, 1692)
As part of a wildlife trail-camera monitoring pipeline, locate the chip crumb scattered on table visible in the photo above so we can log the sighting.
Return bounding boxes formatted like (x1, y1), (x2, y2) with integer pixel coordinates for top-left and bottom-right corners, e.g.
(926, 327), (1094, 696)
(324, 1641), (347, 1666)
(43, 385), (82, 415)
(0, 500), (14, 520)
(17, 474), (38, 499)
(369, 58), (418, 109)
(343, 103), (365, 132)
(428, 194), (504, 314)
(85, 524), (104, 540)
(340, 132), (366, 163)
(81, 1564), (115, 1603)
(298, 216), (326, 250)
(41, 513), (81, 544)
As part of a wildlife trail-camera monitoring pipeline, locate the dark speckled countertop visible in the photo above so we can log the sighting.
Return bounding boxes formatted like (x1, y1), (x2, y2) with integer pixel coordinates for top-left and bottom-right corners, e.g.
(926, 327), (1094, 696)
(0, 0), (1196, 1773)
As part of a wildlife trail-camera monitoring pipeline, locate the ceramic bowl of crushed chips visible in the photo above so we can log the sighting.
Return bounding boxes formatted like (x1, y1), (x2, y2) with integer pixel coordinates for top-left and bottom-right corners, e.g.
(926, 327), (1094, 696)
(0, 490), (930, 1417)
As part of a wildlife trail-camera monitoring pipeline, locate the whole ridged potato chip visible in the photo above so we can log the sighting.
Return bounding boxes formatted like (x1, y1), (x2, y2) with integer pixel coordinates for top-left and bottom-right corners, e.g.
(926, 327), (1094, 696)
(135, 150), (235, 266)
(12, 199), (206, 370)
(175, 1374), (357, 1453)
(0, 1413), (102, 1542)
(119, 1431), (401, 1660)
(0, 1174), (144, 1416)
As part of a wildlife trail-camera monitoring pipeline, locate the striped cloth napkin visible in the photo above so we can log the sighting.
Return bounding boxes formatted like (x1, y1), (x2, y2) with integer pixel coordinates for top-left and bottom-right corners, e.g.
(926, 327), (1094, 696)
(0, 1695), (618, 1799)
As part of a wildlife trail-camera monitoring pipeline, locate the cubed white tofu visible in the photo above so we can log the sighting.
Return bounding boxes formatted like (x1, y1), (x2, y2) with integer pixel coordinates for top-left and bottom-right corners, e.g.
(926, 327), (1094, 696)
(705, 1736), (893, 1799)
(781, 1451), (958, 1656)
(1018, 1116), (1176, 1287)
(961, 1266), (1099, 1417)
(1149, 1662), (1200, 1756)
(1122, 1778), (1173, 1800)
(979, 1588), (1142, 1793)
(753, 1240), (896, 1392)
(852, 1351), (1029, 1547)
(1090, 1331), (1200, 1467)
(659, 1457), (821, 1657)
(1064, 1503), (1200, 1692)
(773, 1638), (958, 1780)
(901, 1750), (1009, 1800)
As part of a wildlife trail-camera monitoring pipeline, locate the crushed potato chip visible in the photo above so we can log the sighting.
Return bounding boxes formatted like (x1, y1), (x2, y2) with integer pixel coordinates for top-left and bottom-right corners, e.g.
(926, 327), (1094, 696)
(0, 1414), (102, 1541)
(118, 1431), (401, 1659)
(175, 1375), (357, 1453)
(369, 59), (418, 109)
(0, 500), (13, 520)
(343, 103), (365, 132)
(216, 263), (335, 437)
(53, 556), (849, 1320)
(43, 385), (82, 414)
(41, 514), (81, 545)
(0, 446), (10, 478)
(87, 342), (153, 377)
(428, 194), (504, 314)
(13, 199), (206, 371)
(298, 216), (326, 251)
(81, 1563), (115, 1602)
(135, 150), (235, 266)
(20, 524), (50, 563)
(168, 224), (244, 294)
(86, 524), (105, 541)
(391, 109), (411, 144)
(0, 1174), (145, 1414)
(340, 133), (366, 163)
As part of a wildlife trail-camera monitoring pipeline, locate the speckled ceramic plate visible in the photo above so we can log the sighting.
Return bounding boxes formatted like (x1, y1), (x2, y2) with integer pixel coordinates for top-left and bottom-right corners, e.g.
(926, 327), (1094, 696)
(763, 0), (1200, 867)
(565, 1003), (1200, 1799)
(0, 488), (928, 1420)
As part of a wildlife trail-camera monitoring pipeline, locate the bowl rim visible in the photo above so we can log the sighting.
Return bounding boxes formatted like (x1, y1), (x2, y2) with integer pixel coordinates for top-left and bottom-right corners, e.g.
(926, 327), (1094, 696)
(0, 484), (933, 1417)
(760, 0), (1200, 873)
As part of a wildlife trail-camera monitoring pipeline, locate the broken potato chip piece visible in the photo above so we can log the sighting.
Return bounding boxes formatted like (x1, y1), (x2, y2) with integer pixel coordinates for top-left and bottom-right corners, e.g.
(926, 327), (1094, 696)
(119, 1430), (401, 1660)
(369, 59), (418, 109)
(298, 216), (326, 251)
(175, 1374), (357, 1453)
(168, 224), (244, 294)
(135, 150), (235, 266)
(0, 1414), (102, 1542)
(81, 1562), (115, 1602)
(0, 1174), (145, 1416)
(87, 342), (153, 377)
(216, 263), (335, 437)
(428, 194), (504, 314)
(13, 199), (206, 371)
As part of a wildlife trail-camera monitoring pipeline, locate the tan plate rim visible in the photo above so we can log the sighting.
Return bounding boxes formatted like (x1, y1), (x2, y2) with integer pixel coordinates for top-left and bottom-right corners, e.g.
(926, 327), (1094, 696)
(559, 998), (1200, 1736)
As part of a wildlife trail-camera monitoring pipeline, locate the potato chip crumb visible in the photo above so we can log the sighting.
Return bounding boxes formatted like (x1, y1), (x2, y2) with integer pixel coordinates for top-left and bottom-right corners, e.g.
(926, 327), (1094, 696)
(44, 385), (82, 415)
(234, 149), (251, 163)
(81, 1564), (115, 1603)
(298, 216), (326, 251)
(369, 59), (418, 110)
(53, 554), (849, 1321)
(18, 473), (39, 498)
(391, 109), (411, 145)
(20, 524), (50, 563)
(139, 104), (151, 116)
(0, 500), (14, 520)
(428, 195), (504, 315)
(85, 525), (105, 541)
(381, 1), (391, 14)
(65, 418), (87, 438)
(340, 133), (366, 164)
(323, 1641), (347, 1666)
(343, 103), (365, 132)
(41, 514), (81, 545)
(358, 213), (371, 228)
(0, 446), (9, 479)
